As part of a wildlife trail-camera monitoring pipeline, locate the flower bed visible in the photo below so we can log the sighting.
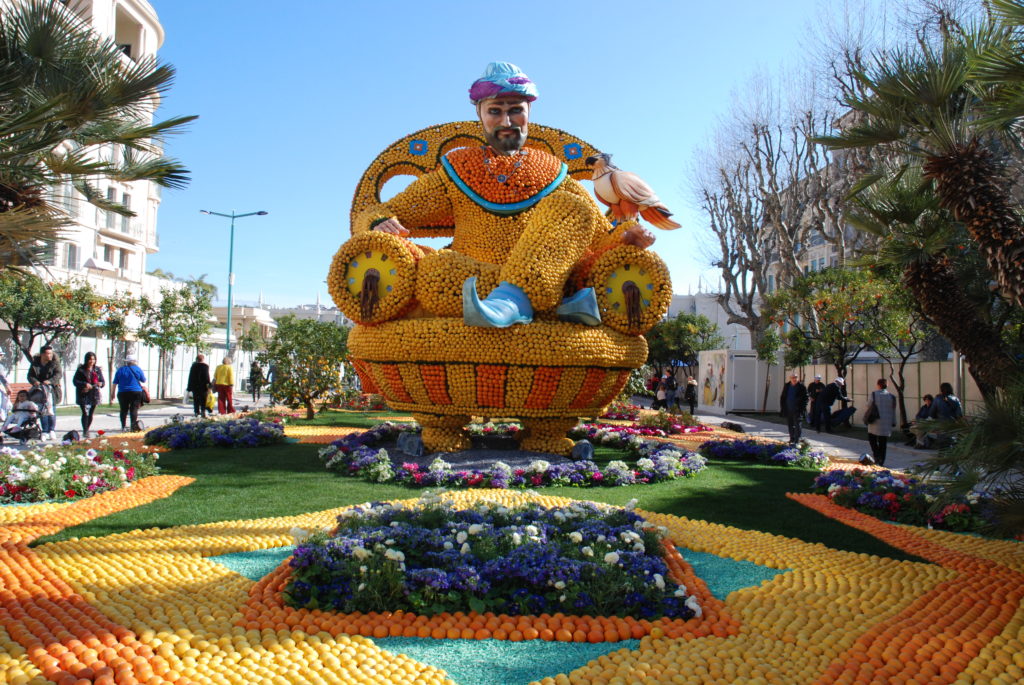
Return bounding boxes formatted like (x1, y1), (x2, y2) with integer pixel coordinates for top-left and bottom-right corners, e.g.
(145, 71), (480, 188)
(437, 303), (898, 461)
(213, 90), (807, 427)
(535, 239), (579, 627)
(333, 393), (388, 411)
(144, 416), (286, 450)
(318, 422), (707, 488)
(810, 469), (998, 533)
(600, 400), (642, 421)
(699, 438), (829, 469)
(0, 444), (159, 502)
(285, 496), (699, 623)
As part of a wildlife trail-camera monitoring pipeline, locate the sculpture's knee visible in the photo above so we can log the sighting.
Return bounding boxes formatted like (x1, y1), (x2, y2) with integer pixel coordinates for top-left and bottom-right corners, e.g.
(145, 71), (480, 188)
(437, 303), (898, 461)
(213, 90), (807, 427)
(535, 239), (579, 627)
(416, 250), (499, 317)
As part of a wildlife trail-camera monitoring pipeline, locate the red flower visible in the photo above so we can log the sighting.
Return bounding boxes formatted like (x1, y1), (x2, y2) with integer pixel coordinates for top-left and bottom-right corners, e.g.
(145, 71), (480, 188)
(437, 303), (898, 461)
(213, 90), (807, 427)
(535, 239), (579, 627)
(126, 467), (135, 480)
(64, 489), (77, 498)
(530, 474), (544, 485)
(96, 430), (105, 436)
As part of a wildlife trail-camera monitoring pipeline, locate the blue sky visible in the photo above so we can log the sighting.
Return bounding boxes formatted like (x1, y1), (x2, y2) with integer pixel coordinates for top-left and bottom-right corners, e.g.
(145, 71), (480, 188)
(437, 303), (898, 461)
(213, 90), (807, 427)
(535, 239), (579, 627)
(148, 0), (827, 307)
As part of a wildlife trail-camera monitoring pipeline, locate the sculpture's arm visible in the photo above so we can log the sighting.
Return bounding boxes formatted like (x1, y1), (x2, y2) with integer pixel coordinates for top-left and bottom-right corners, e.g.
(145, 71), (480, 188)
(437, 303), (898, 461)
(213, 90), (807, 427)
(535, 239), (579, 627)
(352, 169), (455, 236)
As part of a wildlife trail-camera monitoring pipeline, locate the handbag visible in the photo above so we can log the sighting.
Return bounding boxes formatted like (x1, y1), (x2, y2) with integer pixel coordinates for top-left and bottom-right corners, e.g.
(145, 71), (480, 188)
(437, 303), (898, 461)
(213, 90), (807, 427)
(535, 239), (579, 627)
(206, 391), (216, 410)
(140, 386), (150, 404)
(863, 392), (880, 424)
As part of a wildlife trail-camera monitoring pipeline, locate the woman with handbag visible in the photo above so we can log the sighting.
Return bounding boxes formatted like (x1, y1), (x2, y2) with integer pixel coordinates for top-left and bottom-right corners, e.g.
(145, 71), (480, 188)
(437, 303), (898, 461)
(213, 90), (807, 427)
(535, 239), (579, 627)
(72, 352), (105, 438)
(864, 378), (897, 466)
(111, 354), (147, 432)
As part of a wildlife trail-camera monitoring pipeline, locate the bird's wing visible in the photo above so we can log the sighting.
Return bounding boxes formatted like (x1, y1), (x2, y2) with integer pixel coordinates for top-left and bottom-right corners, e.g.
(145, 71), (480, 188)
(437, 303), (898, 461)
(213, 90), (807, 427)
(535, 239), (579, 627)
(612, 171), (680, 229)
(610, 170), (663, 207)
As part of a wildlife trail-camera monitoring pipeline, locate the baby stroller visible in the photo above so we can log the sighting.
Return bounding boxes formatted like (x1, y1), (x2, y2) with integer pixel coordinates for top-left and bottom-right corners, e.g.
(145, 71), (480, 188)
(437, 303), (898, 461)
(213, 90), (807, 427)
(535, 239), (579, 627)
(1, 408), (41, 444)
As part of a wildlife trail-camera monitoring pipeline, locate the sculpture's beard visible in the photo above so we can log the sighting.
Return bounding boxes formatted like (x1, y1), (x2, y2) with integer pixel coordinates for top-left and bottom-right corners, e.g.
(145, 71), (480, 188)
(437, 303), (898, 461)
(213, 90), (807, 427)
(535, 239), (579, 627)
(486, 126), (525, 154)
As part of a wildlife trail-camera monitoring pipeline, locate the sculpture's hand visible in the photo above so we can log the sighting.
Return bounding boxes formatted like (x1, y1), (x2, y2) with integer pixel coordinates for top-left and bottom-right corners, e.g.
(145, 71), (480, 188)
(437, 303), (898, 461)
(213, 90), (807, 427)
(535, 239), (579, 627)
(372, 218), (410, 236)
(622, 224), (655, 249)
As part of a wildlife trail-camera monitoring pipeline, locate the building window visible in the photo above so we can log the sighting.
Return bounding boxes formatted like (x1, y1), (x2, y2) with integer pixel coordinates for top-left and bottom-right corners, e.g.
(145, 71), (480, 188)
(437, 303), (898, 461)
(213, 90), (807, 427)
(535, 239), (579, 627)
(64, 243), (79, 270)
(119, 249), (129, 270)
(105, 187), (117, 229)
(103, 245), (113, 263)
(38, 240), (55, 266)
(61, 180), (76, 215)
(767, 274), (775, 293)
(121, 193), (131, 232)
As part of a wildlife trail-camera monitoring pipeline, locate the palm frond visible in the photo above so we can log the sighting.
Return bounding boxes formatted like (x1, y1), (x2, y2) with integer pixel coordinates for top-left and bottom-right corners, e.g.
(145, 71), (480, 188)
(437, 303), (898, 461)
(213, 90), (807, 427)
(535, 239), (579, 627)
(990, 0), (1024, 27)
(108, 150), (191, 189)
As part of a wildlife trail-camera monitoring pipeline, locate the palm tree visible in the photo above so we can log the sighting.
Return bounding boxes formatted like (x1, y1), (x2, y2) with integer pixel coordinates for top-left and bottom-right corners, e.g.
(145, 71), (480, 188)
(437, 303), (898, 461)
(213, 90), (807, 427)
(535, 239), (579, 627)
(0, 0), (196, 266)
(816, 26), (1024, 317)
(846, 166), (1018, 396)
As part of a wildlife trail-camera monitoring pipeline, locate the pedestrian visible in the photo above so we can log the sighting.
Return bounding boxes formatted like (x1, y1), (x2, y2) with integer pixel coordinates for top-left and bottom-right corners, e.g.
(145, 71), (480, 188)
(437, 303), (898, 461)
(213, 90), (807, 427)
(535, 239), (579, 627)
(28, 345), (61, 440)
(72, 352), (105, 438)
(249, 362), (265, 403)
(907, 394), (934, 446)
(662, 369), (679, 412)
(653, 379), (667, 410)
(807, 374), (825, 429)
(779, 373), (808, 445)
(111, 354), (146, 432)
(186, 353), (212, 418)
(683, 377), (698, 416)
(0, 362), (10, 425)
(214, 357), (235, 414)
(930, 382), (964, 420)
(818, 377), (848, 433)
(864, 378), (897, 466)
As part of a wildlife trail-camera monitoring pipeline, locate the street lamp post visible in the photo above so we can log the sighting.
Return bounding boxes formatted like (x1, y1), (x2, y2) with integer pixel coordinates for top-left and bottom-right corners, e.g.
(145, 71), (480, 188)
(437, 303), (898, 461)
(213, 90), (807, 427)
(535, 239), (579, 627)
(199, 209), (268, 352)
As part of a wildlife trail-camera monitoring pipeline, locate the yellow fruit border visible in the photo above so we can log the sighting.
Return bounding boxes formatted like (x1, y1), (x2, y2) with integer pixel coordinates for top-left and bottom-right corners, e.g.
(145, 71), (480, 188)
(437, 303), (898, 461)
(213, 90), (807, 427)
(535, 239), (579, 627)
(1, 486), (1021, 684)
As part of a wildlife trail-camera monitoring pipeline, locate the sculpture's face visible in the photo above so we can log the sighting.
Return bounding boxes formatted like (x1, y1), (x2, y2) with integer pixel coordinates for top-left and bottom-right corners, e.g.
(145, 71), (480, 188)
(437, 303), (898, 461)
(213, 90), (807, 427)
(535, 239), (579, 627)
(478, 97), (529, 154)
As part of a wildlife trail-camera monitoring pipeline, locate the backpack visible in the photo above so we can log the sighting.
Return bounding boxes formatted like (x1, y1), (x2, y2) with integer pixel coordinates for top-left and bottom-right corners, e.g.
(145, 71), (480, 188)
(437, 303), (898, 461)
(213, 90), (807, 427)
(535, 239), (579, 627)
(27, 386), (47, 405)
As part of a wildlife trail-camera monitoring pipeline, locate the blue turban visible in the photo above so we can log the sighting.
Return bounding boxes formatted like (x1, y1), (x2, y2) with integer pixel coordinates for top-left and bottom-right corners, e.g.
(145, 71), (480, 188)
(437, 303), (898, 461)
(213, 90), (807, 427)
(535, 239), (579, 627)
(468, 62), (539, 104)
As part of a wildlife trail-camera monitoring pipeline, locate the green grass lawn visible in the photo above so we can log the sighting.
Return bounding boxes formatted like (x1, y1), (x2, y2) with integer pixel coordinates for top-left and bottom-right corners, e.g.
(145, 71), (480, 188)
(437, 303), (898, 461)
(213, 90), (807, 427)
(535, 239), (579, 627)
(36, 433), (921, 562)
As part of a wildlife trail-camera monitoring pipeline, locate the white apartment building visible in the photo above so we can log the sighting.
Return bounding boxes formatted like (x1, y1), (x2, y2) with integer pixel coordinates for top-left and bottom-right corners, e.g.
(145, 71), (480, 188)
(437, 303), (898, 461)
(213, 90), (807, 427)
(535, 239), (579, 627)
(38, 0), (168, 300)
(0, 1), (193, 405)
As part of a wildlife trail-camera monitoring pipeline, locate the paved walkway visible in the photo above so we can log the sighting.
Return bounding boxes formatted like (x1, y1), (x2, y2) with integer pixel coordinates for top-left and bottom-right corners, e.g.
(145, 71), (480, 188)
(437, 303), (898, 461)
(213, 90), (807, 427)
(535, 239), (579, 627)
(692, 413), (931, 471)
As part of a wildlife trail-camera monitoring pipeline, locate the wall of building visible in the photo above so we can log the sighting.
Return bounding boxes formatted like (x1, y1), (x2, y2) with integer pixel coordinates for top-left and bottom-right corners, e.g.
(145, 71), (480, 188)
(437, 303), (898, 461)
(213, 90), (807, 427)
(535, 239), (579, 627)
(667, 294), (753, 350)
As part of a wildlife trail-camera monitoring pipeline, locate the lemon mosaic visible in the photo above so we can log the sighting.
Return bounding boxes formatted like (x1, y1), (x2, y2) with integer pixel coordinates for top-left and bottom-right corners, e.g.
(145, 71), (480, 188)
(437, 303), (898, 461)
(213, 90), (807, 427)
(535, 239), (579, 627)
(3, 487), (1018, 684)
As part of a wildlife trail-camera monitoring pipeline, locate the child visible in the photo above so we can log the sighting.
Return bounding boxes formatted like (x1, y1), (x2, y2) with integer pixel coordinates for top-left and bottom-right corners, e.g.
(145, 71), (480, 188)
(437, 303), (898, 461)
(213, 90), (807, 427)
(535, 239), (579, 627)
(2, 390), (39, 444)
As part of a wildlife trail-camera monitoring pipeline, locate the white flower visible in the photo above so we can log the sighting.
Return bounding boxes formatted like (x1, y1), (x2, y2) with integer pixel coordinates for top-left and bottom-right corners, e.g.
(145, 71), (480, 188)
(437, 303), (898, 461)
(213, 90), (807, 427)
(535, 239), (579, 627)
(527, 460), (550, 474)
(554, 580), (565, 589)
(674, 585), (688, 596)
(289, 527), (311, 543)
(468, 524), (484, 535)
(625, 498), (639, 511)
(581, 546), (594, 557)
(443, 541), (453, 550)
(632, 542), (645, 552)
(428, 457), (451, 473)
(390, 521), (401, 528)
(653, 574), (665, 590)
(559, 594), (566, 602)
(460, 542), (471, 555)
(85, 449), (97, 459)
(351, 546), (371, 560)
(456, 531), (468, 544)
(357, 583), (366, 591)
(524, 525), (539, 536)
(384, 538), (395, 545)
(568, 531), (583, 544)
(359, 565), (367, 574)
(511, 533), (522, 546)
(596, 534), (606, 543)
(384, 549), (405, 562)
(604, 552), (620, 565)
(685, 595), (702, 618)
